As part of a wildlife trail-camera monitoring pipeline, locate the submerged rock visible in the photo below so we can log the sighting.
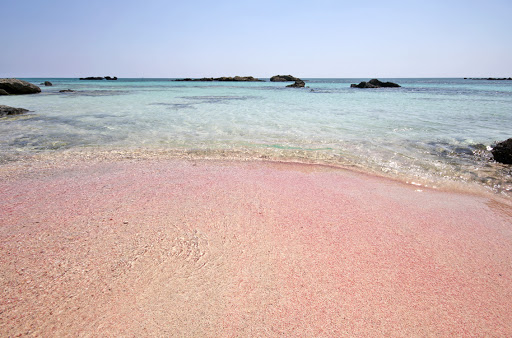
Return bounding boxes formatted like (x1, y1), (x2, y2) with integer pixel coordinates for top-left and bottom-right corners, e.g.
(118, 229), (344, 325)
(351, 79), (401, 88)
(59, 89), (75, 93)
(0, 105), (29, 117)
(492, 138), (512, 164)
(270, 75), (300, 82)
(286, 79), (306, 88)
(0, 78), (41, 95)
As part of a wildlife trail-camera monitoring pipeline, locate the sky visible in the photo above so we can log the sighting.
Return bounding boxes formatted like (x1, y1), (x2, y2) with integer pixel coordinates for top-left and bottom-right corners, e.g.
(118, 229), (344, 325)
(1, 0), (511, 78)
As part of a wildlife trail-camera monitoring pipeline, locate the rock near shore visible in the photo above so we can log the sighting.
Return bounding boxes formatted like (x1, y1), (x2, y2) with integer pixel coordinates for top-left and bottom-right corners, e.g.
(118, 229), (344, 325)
(0, 78), (41, 95)
(351, 79), (401, 88)
(492, 138), (512, 164)
(0, 105), (29, 117)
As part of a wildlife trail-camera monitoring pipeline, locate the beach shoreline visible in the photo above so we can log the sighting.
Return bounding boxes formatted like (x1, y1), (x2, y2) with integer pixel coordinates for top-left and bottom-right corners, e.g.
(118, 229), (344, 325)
(1, 154), (512, 336)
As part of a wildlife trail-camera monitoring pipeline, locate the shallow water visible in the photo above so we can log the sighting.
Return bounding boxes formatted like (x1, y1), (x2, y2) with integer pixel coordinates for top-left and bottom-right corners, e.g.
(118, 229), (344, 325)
(1, 78), (511, 196)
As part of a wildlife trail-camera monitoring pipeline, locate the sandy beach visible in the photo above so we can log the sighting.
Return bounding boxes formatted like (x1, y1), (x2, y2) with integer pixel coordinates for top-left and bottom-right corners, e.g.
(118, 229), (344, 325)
(1, 155), (512, 336)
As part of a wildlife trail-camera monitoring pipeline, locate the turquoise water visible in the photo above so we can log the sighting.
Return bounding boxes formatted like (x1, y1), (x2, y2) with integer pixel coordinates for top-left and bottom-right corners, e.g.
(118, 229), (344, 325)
(1, 78), (511, 195)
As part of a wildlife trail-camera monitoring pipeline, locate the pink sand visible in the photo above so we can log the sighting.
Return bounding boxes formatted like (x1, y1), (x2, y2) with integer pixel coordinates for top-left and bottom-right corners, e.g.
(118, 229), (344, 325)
(1, 158), (512, 336)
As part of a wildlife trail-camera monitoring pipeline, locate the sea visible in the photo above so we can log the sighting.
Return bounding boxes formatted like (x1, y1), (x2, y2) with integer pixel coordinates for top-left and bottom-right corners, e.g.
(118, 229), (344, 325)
(1, 78), (511, 197)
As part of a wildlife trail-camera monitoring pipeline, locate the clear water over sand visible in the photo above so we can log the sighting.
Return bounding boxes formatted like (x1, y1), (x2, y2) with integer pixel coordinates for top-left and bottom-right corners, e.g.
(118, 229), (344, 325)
(1, 78), (511, 196)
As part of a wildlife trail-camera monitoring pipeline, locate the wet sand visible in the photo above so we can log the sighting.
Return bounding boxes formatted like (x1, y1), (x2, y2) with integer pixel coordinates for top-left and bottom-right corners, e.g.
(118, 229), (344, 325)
(1, 157), (512, 336)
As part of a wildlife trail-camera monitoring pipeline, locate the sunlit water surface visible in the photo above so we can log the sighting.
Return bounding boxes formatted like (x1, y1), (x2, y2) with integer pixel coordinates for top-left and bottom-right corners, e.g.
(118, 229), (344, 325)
(1, 78), (511, 196)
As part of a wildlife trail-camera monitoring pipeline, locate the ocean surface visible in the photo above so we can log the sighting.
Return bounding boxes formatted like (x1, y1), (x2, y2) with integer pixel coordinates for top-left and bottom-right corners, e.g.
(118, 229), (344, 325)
(1, 78), (511, 196)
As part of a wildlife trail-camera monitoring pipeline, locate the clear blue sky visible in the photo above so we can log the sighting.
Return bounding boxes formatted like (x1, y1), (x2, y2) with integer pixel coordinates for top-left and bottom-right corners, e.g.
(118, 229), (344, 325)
(2, 0), (511, 78)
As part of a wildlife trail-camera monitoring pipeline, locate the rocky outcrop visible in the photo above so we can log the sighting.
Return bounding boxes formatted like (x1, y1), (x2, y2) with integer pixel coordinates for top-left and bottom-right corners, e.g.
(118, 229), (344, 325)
(0, 89), (8, 95)
(0, 78), (41, 95)
(270, 75), (300, 82)
(40, 81), (53, 86)
(175, 78), (214, 82)
(216, 76), (263, 82)
(175, 76), (262, 82)
(351, 79), (401, 88)
(59, 89), (75, 93)
(79, 76), (118, 80)
(491, 138), (512, 164)
(468, 77), (512, 81)
(286, 80), (305, 88)
(0, 105), (29, 117)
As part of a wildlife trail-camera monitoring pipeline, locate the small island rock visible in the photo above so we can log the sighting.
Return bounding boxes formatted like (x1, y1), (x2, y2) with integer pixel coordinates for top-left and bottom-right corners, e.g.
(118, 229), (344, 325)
(491, 138), (512, 164)
(175, 76), (262, 82)
(270, 75), (300, 82)
(351, 79), (401, 88)
(44, 81), (53, 86)
(0, 78), (41, 95)
(0, 105), (29, 117)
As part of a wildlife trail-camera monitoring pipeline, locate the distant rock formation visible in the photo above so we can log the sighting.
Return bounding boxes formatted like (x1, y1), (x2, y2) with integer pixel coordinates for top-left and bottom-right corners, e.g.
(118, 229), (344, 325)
(350, 79), (401, 88)
(466, 77), (512, 81)
(286, 79), (306, 88)
(270, 75), (300, 82)
(175, 78), (214, 82)
(59, 89), (75, 93)
(79, 76), (118, 80)
(491, 138), (512, 164)
(0, 105), (29, 117)
(175, 76), (263, 82)
(0, 78), (41, 95)
(42, 81), (53, 86)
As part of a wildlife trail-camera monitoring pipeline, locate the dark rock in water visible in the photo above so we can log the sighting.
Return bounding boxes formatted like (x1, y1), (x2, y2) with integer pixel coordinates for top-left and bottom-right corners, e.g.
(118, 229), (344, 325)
(368, 79), (400, 87)
(175, 78), (214, 82)
(270, 75), (300, 82)
(351, 81), (378, 88)
(214, 76), (263, 82)
(43, 81), (53, 86)
(0, 89), (9, 95)
(105, 76), (118, 80)
(79, 77), (105, 80)
(175, 76), (262, 82)
(286, 79), (305, 88)
(469, 77), (512, 81)
(0, 78), (41, 94)
(492, 138), (512, 164)
(350, 79), (401, 88)
(59, 89), (74, 93)
(0, 105), (29, 117)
